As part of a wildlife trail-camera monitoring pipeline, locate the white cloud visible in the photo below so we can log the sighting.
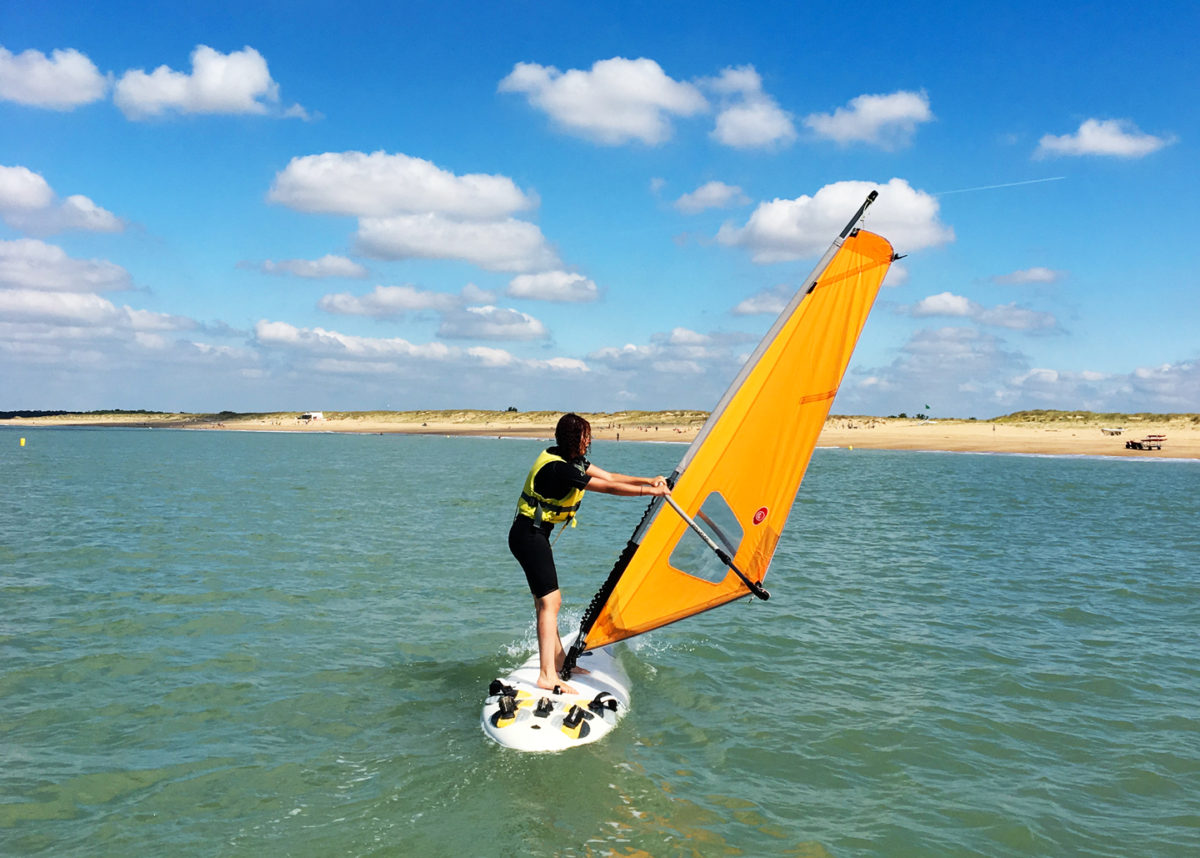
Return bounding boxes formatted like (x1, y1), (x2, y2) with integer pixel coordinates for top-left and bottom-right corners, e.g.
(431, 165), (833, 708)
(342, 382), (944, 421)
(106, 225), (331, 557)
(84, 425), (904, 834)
(461, 283), (497, 304)
(674, 181), (750, 214)
(1001, 361), (1200, 413)
(123, 306), (193, 332)
(911, 291), (1058, 331)
(732, 284), (790, 316)
(0, 238), (131, 292)
(253, 319), (584, 375)
(254, 319), (454, 360)
(356, 213), (559, 272)
(0, 288), (121, 325)
(0, 165), (54, 209)
(268, 151), (558, 277)
(499, 57), (707, 145)
(707, 66), (795, 149)
(507, 271), (599, 302)
(53, 195), (124, 233)
(805, 90), (933, 148)
(114, 45), (305, 119)
(318, 284), (460, 317)
(0, 165), (123, 235)
(0, 288), (191, 331)
(588, 327), (744, 382)
(717, 178), (953, 262)
(664, 327), (711, 345)
(0, 46), (108, 109)
(912, 291), (973, 318)
(268, 150), (534, 219)
(839, 326), (1029, 416)
(993, 267), (1066, 285)
(259, 255), (368, 279)
(1035, 119), (1174, 159)
(1125, 360), (1200, 410)
(883, 262), (909, 287)
(437, 305), (548, 340)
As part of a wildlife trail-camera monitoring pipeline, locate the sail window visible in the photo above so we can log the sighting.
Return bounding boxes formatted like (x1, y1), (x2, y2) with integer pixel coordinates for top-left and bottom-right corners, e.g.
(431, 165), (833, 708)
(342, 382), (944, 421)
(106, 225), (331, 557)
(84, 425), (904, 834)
(669, 492), (744, 584)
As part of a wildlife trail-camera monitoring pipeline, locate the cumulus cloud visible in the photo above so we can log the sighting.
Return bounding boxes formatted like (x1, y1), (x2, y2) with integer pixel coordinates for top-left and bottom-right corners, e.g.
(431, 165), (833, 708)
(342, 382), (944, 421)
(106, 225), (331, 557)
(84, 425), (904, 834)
(1124, 360), (1200, 410)
(0, 288), (123, 325)
(356, 213), (559, 272)
(0, 238), (131, 292)
(269, 150), (559, 275)
(461, 282), (496, 304)
(507, 271), (599, 302)
(587, 326), (749, 381)
(805, 90), (933, 148)
(0, 165), (54, 210)
(717, 178), (953, 262)
(706, 65), (796, 149)
(732, 284), (791, 316)
(253, 319), (582, 374)
(499, 57), (707, 145)
(437, 305), (548, 340)
(1035, 118), (1174, 159)
(114, 45), (306, 119)
(674, 181), (750, 214)
(992, 267), (1066, 285)
(0, 165), (124, 235)
(0, 288), (189, 330)
(318, 284), (461, 317)
(843, 326), (1029, 416)
(841, 328), (1200, 417)
(0, 46), (108, 109)
(253, 319), (453, 360)
(316, 283), (549, 341)
(910, 291), (1058, 331)
(268, 151), (534, 219)
(998, 361), (1200, 414)
(257, 255), (368, 279)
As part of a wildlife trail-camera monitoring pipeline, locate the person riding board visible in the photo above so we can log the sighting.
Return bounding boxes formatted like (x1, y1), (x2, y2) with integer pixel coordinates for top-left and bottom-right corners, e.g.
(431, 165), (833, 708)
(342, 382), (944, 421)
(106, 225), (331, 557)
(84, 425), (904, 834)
(508, 413), (670, 694)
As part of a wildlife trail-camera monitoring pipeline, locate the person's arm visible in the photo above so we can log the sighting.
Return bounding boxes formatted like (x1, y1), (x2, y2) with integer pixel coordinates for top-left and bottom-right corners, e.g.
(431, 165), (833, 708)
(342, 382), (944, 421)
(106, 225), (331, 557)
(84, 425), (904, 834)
(584, 464), (670, 497)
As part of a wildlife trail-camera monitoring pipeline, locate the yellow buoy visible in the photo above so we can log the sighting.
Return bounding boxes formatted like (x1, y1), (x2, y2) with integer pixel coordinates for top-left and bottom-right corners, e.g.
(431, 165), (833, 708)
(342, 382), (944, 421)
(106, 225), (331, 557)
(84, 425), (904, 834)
(20, 437), (25, 447)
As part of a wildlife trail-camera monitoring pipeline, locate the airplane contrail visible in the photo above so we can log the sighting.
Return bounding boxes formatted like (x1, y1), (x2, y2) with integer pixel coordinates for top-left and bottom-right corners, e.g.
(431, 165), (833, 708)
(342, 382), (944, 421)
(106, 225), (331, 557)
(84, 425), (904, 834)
(934, 176), (1066, 196)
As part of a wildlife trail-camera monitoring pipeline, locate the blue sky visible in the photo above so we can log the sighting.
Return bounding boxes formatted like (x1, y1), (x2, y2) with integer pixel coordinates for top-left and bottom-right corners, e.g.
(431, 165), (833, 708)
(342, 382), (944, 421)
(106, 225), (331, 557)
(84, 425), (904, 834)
(2, 0), (1196, 417)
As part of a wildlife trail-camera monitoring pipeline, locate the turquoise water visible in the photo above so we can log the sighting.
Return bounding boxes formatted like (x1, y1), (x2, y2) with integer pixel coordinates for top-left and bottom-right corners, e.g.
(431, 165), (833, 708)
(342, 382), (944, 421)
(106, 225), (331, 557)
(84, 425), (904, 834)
(2, 428), (1198, 857)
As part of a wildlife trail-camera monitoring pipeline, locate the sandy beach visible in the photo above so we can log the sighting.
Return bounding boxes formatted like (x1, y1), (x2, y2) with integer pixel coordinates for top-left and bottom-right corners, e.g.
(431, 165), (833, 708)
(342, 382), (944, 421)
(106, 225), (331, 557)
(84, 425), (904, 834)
(4, 409), (1198, 459)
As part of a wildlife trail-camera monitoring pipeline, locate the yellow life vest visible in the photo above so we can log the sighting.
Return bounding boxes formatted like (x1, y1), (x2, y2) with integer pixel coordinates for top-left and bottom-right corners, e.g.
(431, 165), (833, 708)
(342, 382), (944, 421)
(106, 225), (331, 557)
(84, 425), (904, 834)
(516, 448), (587, 526)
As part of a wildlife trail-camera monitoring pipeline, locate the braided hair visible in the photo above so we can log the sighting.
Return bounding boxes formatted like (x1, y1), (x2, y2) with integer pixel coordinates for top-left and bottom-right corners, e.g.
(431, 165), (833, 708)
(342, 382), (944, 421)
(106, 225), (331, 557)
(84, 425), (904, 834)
(555, 413), (591, 460)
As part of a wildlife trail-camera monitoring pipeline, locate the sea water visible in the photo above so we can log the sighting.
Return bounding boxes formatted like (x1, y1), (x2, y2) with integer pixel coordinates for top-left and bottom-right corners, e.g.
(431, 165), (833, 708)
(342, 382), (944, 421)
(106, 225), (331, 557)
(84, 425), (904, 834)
(1, 428), (1197, 857)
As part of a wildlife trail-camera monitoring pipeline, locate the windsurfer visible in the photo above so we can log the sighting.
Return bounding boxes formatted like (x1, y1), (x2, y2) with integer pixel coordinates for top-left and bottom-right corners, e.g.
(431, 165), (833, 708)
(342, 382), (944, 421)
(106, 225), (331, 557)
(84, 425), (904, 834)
(509, 413), (670, 693)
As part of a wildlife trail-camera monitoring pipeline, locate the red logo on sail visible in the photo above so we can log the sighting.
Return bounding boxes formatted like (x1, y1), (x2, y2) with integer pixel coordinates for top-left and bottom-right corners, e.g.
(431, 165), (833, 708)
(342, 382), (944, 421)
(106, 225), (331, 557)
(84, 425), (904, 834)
(753, 507), (768, 525)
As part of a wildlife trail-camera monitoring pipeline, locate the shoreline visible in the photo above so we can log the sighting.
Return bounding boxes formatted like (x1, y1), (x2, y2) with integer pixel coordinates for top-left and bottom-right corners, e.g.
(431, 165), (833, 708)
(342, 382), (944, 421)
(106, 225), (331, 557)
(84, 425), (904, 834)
(3, 410), (1198, 459)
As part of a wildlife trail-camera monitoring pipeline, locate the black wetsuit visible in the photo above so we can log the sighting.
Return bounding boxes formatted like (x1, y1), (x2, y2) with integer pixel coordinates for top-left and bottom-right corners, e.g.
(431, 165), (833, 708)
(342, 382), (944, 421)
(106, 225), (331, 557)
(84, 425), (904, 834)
(508, 447), (591, 597)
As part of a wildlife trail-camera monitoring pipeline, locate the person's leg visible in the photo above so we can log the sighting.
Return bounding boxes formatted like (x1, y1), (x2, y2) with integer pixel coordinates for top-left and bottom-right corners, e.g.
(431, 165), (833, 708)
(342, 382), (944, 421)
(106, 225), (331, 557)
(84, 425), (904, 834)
(511, 518), (579, 692)
(533, 589), (577, 693)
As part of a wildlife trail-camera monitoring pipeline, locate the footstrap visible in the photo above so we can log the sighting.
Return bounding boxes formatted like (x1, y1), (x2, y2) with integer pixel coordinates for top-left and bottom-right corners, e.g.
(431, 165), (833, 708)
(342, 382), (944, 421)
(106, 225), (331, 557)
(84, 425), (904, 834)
(588, 691), (619, 714)
(488, 678), (517, 698)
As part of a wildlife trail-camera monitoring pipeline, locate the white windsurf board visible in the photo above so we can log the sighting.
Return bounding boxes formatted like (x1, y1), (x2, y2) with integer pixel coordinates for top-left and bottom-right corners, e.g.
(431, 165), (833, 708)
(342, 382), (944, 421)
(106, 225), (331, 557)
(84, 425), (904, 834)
(481, 642), (629, 752)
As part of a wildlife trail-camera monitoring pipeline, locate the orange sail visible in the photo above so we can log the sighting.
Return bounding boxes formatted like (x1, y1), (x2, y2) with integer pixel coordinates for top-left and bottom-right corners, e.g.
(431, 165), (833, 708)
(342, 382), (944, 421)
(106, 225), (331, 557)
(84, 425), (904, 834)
(567, 197), (895, 662)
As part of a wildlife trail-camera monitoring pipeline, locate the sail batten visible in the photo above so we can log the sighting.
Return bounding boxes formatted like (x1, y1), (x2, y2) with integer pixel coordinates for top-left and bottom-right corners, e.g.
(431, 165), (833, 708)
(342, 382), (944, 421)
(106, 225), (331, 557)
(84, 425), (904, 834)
(563, 198), (894, 672)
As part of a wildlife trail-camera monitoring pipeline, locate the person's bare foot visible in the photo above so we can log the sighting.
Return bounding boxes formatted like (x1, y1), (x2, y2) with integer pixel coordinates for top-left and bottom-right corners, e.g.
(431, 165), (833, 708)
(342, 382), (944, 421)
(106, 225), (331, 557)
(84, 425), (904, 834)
(537, 675), (577, 694)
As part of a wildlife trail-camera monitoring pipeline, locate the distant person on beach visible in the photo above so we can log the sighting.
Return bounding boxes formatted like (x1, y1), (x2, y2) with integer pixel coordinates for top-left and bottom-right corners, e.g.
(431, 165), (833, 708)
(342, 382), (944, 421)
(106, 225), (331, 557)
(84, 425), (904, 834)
(508, 412), (670, 694)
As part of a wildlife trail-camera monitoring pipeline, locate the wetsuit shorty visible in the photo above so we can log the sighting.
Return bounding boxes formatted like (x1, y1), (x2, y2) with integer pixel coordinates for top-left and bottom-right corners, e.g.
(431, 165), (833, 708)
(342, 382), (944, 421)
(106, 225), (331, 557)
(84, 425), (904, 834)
(508, 448), (591, 597)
